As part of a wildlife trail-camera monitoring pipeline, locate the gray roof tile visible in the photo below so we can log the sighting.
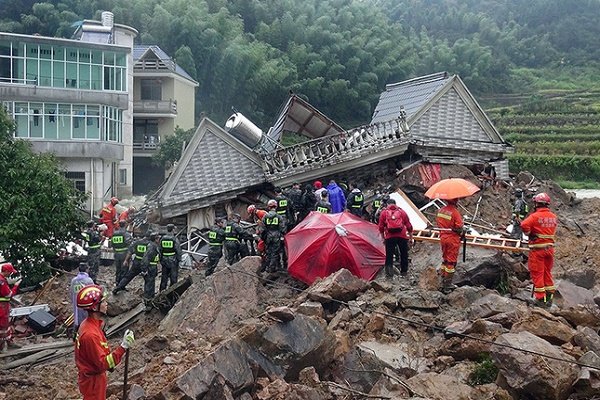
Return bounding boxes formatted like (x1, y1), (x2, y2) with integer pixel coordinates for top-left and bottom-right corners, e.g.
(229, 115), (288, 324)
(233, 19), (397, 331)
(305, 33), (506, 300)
(133, 45), (196, 82)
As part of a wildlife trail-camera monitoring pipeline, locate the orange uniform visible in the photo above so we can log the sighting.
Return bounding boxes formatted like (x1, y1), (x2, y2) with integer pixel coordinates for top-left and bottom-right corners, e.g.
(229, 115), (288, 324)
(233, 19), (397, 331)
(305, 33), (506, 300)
(520, 206), (557, 301)
(75, 317), (126, 400)
(436, 204), (463, 276)
(0, 274), (19, 345)
(99, 203), (117, 238)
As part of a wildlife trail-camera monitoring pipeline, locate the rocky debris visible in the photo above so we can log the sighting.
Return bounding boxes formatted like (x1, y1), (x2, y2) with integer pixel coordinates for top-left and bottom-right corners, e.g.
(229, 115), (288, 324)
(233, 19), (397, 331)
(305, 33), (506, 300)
(267, 306), (295, 322)
(573, 351), (600, 397)
(358, 340), (429, 376)
(452, 249), (512, 289)
(107, 290), (142, 317)
(418, 265), (440, 290)
(446, 285), (491, 308)
(396, 289), (442, 310)
(127, 384), (146, 400)
(406, 372), (475, 400)
(468, 293), (528, 319)
(511, 309), (576, 345)
(555, 304), (600, 328)
(159, 256), (263, 339)
(296, 301), (324, 318)
(574, 326), (600, 354)
(307, 268), (368, 303)
(556, 279), (596, 308)
(491, 331), (579, 400)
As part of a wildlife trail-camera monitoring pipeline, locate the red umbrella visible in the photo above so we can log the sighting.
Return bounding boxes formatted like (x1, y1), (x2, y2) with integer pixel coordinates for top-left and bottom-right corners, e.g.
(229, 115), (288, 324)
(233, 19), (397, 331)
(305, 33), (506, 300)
(424, 178), (480, 200)
(285, 211), (385, 285)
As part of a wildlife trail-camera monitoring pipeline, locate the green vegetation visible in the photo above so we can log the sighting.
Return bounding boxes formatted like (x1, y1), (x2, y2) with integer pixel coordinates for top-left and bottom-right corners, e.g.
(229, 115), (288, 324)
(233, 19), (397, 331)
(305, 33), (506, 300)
(0, 107), (87, 285)
(468, 354), (499, 386)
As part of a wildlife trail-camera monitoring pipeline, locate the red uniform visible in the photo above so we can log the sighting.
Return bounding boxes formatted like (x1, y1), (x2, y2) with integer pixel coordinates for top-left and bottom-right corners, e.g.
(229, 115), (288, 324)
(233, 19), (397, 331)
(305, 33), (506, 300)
(520, 206), (557, 301)
(0, 274), (19, 345)
(75, 317), (126, 400)
(99, 203), (117, 238)
(436, 204), (463, 276)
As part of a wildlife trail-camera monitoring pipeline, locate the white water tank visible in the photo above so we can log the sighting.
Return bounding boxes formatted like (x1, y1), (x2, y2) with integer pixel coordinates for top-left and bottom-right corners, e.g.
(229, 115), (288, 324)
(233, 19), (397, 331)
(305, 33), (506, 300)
(225, 112), (264, 149)
(101, 11), (114, 28)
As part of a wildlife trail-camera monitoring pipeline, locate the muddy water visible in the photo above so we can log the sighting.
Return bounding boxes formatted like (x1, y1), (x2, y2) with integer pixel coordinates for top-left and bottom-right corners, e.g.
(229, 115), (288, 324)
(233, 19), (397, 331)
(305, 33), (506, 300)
(571, 189), (600, 199)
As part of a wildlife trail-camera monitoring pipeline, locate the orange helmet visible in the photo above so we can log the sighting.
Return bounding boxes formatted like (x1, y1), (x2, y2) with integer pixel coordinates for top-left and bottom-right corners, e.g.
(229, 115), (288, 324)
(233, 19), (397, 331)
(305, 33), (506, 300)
(0, 262), (17, 275)
(76, 285), (105, 310)
(247, 204), (256, 215)
(533, 192), (551, 205)
(110, 197), (119, 205)
(267, 199), (278, 209)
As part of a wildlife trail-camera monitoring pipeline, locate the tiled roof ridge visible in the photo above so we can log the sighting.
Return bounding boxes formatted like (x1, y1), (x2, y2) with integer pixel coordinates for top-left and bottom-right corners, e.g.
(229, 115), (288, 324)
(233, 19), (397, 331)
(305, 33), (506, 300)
(385, 71), (449, 91)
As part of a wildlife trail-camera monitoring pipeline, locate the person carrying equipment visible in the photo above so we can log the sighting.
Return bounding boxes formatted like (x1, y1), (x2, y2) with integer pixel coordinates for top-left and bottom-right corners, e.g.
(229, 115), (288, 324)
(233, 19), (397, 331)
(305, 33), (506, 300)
(159, 224), (182, 291)
(436, 198), (464, 293)
(75, 284), (135, 400)
(521, 192), (558, 308)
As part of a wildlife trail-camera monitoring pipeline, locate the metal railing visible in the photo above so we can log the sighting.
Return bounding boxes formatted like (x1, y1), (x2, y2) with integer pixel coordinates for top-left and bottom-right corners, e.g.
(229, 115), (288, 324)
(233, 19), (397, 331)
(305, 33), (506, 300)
(261, 115), (410, 177)
(133, 99), (177, 115)
(133, 138), (160, 150)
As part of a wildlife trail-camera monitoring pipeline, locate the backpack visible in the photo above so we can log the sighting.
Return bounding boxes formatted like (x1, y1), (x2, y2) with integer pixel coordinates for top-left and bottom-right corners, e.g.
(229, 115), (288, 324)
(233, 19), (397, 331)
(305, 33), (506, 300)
(387, 209), (404, 233)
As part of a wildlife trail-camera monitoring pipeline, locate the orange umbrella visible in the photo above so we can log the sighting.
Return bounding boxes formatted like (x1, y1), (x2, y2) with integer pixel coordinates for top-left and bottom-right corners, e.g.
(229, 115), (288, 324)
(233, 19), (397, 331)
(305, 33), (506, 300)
(424, 178), (480, 200)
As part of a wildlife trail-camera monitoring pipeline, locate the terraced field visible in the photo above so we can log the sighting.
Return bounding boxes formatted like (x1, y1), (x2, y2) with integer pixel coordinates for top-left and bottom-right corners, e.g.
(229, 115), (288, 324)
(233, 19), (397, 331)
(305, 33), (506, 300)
(485, 90), (600, 188)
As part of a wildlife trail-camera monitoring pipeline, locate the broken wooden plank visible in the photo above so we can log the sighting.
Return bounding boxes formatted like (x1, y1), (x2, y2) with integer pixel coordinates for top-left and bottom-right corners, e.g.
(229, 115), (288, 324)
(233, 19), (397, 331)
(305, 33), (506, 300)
(9, 304), (50, 317)
(1, 349), (58, 370)
(0, 339), (72, 359)
(150, 276), (193, 313)
(28, 347), (73, 369)
(105, 303), (145, 338)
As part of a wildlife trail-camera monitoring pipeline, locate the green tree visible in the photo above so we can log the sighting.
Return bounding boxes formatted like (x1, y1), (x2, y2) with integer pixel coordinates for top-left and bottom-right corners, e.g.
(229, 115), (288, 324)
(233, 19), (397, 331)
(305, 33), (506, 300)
(0, 107), (87, 285)
(153, 126), (196, 168)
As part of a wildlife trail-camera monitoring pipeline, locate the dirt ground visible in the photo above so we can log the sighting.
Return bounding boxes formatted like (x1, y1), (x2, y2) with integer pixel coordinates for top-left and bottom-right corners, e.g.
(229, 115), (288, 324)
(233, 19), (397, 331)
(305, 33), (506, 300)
(4, 164), (600, 399)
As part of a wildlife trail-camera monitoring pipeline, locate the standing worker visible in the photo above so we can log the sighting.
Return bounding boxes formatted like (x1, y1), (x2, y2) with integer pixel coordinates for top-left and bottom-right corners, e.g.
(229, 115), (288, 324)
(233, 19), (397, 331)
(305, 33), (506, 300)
(346, 183), (364, 217)
(260, 200), (286, 273)
(286, 182), (303, 226)
(82, 220), (102, 283)
(205, 217), (226, 276)
(99, 197), (119, 238)
(326, 180), (346, 213)
(315, 189), (332, 213)
(142, 233), (161, 311)
(75, 285), (135, 400)
(0, 262), (21, 352)
(378, 199), (413, 278)
(70, 263), (94, 335)
(511, 188), (529, 240)
(224, 214), (252, 265)
(112, 233), (150, 295)
(110, 220), (132, 286)
(520, 193), (558, 307)
(298, 184), (316, 222)
(436, 198), (464, 293)
(159, 224), (182, 291)
(118, 206), (136, 233)
(274, 187), (293, 230)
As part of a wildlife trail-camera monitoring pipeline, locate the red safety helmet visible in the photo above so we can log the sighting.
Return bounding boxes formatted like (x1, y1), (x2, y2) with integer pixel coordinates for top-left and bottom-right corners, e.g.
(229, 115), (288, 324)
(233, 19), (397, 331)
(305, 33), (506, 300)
(0, 262), (17, 275)
(247, 204), (256, 215)
(267, 199), (278, 209)
(533, 192), (551, 205)
(110, 197), (119, 205)
(76, 285), (105, 310)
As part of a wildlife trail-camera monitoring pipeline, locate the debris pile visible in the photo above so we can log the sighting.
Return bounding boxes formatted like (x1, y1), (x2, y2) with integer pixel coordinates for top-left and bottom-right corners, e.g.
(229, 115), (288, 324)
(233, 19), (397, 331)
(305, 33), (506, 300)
(5, 165), (600, 400)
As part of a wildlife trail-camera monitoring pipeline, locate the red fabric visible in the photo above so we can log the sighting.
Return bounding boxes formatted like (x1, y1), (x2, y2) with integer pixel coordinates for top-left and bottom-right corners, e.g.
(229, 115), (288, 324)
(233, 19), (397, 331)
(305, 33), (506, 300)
(520, 207), (557, 247)
(75, 317), (126, 400)
(99, 203), (117, 238)
(436, 204), (463, 267)
(118, 209), (130, 223)
(425, 178), (480, 200)
(0, 274), (19, 341)
(528, 247), (555, 300)
(286, 211), (385, 285)
(378, 205), (413, 239)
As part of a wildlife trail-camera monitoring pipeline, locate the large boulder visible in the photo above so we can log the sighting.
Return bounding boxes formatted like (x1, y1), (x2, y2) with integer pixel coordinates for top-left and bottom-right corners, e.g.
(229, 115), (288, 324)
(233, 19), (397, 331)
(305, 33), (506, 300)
(307, 268), (368, 303)
(107, 289), (141, 316)
(452, 251), (513, 289)
(574, 326), (600, 354)
(573, 351), (600, 397)
(491, 332), (579, 400)
(556, 279), (595, 308)
(468, 293), (527, 319)
(396, 289), (443, 311)
(159, 257), (263, 338)
(511, 309), (575, 345)
(405, 372), (475, 400)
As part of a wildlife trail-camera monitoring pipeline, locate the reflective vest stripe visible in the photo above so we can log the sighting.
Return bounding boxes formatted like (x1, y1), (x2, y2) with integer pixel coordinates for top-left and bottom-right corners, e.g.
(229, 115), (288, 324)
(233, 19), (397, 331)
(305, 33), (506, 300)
(209, 243), (223, 246)
(536, 234), (555, 239)
(437, 213), (452, 220)
(114, 248), (128, 252)
(529, 243), (555, 249)
(162, 252), (176, 256)
(226, 237), (239, 241)
(317, 207), (328, 213)
(0, 297), (10, 302)
(88, 244), (101, 249)
(106, 354), (116, 369)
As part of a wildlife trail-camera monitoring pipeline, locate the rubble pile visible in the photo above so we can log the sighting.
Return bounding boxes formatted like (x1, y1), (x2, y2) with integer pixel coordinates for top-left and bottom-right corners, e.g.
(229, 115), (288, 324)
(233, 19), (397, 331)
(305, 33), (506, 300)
(5, 165), (600, 400)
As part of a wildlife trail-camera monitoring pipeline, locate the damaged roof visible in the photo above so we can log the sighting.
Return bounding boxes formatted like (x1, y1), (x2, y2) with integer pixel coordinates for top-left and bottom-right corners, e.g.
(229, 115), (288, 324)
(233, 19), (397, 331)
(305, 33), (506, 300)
(371, 72), (507, 145)
(157, 118), (266, 218)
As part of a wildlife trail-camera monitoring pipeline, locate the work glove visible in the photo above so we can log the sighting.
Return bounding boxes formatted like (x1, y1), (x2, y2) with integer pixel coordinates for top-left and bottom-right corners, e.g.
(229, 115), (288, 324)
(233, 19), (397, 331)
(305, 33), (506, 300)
(141, 269), (148, 276)
(121, 329), (135, 349)
(7, 276), (20, 285)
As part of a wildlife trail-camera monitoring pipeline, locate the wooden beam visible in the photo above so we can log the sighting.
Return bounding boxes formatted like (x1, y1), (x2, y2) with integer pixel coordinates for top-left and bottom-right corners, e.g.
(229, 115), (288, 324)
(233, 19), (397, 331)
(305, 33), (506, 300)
(0, 340), (72, 359)
(105, 303), (145, 338)
(1, 349), (58, 370)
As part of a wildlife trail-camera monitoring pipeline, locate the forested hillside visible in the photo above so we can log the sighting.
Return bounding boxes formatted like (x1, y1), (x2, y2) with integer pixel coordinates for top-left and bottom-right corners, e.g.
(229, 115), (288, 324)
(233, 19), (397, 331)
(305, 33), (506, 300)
(1, 0), (599, 128)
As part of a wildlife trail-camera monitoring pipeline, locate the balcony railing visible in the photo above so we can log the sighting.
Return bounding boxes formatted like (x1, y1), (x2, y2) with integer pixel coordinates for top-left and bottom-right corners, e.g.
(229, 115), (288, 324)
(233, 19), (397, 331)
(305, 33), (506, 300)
(133, 137), (160, 151)
(133, 100), (177, 115)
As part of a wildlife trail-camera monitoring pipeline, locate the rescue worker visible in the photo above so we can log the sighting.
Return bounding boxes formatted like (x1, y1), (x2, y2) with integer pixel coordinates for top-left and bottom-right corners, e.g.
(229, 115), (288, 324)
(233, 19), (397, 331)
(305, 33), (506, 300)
(247, 204), (267, 226)
(520, 192), (558, 307)
(118, 206), (136, 233)
(378, 199), (413, 278)
(315, 189), (332, 213)
(286, 182), (303, 226)
(346, 183), (365, 217)
(224, 214), (252, 265)
(260, 200), (286, 273)
(99, 197), (119, 238)
(314, 180), (326, 202)
(141, 233), (161, 310)
(511, 188), (529, 240)
(0, 262), (21, 352)
(247, 204), (267, 257)
(370, 191), (383, 223)
(373, 194), (390, 223)
(70, 263), (94, 335)
(110, 220), (132, 286)
(159, 224), (182, 291)
(82, 220), (102, 283)
(113, 233), (150, 295)
(205, 217), (226, 276)
(274, 187), (293, 229)
(326, 180), (346, 213)
(298, 184), (317, 222)
(75, 285), (135, 400)
(436, 198), (464, 293)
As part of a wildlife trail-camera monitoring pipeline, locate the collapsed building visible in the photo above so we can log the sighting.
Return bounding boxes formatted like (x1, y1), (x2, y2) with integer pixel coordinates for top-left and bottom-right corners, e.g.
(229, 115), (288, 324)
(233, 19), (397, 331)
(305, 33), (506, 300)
(149, 72), (512, 232)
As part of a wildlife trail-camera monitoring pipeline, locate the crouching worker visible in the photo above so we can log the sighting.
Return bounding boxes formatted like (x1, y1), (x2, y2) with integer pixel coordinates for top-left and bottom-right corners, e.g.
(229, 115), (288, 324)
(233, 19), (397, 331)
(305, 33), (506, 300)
(75, 285), (135, 400)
